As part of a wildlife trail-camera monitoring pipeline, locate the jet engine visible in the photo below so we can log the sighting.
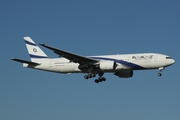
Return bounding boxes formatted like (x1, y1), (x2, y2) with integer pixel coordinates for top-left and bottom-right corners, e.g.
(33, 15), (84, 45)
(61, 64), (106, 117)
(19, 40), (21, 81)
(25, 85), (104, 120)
(99, 61), (116, 71)
(114, 70), (133, 78)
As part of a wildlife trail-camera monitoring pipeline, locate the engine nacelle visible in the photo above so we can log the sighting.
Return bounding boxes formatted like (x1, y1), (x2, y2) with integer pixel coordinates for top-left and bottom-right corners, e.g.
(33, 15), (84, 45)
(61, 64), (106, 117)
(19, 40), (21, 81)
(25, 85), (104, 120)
(99, 61), (116, 71)
(115, 70), (133, 78)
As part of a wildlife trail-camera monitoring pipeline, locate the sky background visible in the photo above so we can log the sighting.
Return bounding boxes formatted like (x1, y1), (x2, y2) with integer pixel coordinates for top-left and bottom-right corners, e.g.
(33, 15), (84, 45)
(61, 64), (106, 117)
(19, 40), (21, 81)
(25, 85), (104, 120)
(0, 0), (180, 120)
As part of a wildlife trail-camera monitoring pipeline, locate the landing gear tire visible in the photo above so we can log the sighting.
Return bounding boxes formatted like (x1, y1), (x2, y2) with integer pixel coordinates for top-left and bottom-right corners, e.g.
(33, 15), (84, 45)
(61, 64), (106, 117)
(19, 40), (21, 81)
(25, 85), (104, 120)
(95, 79), (99, 83)
(158, 67), (164, 77)
(84, 75), (89, 79)
(92, 74), (96, 77)
(158, 73), (162, 76)
(102, 77), (106, 81)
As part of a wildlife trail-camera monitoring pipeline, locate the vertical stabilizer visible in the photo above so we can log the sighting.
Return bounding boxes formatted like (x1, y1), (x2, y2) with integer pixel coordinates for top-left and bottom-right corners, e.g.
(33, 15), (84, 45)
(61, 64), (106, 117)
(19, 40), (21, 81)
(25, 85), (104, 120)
(24, 37), (48, 62)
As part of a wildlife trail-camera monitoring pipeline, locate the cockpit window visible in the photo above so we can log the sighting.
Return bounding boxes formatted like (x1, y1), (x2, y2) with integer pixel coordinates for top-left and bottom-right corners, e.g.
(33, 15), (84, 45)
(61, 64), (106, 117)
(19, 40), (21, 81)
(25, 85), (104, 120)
(166, 57), (171, 59)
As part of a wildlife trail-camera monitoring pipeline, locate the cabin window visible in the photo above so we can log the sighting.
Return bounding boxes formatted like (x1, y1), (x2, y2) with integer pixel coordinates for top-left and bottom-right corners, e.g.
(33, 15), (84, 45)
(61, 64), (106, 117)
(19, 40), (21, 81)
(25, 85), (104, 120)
(132, 56), (136, 59)
(141, 56), (145, 59)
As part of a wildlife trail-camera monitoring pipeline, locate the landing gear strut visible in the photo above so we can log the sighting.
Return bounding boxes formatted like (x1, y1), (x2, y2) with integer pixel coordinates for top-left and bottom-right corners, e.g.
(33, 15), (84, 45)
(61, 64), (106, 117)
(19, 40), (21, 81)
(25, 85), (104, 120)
(158, 67), (164, 77)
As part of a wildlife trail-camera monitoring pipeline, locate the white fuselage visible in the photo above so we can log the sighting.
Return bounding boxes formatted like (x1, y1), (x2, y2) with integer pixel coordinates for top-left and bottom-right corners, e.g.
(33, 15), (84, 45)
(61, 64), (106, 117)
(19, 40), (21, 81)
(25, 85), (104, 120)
(23, 53), (175, 74)
(11, 37), (175, 83)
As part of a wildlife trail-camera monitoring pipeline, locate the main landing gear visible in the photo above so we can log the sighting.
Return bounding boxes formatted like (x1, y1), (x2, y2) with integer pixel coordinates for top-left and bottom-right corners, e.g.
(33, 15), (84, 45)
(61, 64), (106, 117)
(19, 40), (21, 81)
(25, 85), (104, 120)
(84, 73), (106, 83)
(94, 77), (106, 83)
(84, 73), (96, 79)
(158, 67), (164, 76)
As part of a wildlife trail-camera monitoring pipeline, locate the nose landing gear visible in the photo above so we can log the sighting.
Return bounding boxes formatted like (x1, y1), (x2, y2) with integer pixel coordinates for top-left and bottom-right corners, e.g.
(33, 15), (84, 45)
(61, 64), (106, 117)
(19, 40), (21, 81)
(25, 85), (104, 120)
(158, 73), (162, 76)
(158, 67), (164, 76)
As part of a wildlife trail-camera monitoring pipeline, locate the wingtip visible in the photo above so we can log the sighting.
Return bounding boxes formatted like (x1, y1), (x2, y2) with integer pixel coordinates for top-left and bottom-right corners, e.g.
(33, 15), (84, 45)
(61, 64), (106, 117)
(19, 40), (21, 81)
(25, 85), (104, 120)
(39, 43), (45, 46)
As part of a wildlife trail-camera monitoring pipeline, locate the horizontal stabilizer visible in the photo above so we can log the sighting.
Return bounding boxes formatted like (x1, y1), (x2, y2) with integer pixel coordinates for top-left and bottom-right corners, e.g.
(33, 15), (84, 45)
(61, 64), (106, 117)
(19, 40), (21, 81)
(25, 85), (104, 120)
(11, 58), (40, 65)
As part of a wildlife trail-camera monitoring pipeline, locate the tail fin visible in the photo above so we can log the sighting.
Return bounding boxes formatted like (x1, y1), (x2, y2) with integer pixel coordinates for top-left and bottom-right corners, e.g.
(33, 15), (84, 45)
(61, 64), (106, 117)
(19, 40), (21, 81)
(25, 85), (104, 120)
(24, 37), (48, 62)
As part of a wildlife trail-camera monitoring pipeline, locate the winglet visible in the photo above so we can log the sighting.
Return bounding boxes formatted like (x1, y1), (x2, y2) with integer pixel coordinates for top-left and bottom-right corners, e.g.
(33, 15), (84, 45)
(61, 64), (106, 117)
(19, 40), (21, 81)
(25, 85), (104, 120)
(39, 43), (45, 46)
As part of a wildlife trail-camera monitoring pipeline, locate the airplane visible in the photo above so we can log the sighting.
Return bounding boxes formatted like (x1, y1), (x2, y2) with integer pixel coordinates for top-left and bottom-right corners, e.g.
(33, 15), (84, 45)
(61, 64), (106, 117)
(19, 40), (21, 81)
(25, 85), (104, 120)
(11, 37), (175, 83)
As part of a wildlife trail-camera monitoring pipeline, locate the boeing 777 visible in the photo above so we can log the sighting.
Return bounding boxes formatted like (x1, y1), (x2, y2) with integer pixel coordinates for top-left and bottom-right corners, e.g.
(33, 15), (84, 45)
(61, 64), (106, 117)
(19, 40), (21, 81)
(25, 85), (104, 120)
(11, 37), (175, 83)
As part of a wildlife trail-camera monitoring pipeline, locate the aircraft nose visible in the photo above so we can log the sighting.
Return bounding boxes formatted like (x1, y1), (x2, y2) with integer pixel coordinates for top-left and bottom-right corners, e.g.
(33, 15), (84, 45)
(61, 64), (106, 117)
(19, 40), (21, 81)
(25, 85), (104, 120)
(168, 59), (175, 65)
(172, 59), (175, 64)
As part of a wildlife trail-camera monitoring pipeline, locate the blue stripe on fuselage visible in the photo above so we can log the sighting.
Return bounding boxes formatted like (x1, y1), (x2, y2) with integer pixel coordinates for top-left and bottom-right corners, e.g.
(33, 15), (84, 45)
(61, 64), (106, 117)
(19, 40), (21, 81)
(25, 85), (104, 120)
(90, 57), (145, 70)
(25, 40), (37, 46)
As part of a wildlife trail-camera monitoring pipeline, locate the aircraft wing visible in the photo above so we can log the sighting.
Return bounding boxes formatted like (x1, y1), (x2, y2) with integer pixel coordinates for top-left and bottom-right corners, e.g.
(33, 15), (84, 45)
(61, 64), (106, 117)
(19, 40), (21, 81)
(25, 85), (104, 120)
(39, 44), (99, 65)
